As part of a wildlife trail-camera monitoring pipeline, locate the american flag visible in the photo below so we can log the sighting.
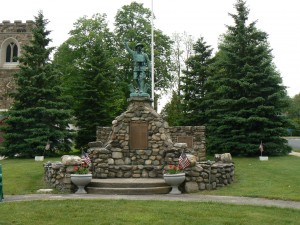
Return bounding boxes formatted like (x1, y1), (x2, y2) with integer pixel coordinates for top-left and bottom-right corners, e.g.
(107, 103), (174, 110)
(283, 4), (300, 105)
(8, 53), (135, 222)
(259, 141), (264, 152)
(179, 151), (190, 170)
(82, 151), (91, 165)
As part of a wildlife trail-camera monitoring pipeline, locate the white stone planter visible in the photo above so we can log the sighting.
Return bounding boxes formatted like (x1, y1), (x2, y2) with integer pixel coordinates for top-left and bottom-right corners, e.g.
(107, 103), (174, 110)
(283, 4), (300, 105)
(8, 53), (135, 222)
(259, 156), (269, 161)
(35, 156), (44, 161)
(163, 173), (186, 194)
(71, 174), (92, 194)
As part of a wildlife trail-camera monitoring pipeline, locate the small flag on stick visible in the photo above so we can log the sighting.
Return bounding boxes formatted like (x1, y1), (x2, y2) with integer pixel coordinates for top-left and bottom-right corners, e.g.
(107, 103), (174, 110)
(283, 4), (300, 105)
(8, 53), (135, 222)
(259, 141), (264, 156)
(82, 151), (91, 165)
(179, 151), (190, 170)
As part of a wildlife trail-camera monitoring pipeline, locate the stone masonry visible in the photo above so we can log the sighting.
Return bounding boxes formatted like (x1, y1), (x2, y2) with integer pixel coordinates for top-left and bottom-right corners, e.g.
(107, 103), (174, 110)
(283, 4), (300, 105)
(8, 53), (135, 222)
(0, 20), (33, 110)
(44, 96), (235, 193)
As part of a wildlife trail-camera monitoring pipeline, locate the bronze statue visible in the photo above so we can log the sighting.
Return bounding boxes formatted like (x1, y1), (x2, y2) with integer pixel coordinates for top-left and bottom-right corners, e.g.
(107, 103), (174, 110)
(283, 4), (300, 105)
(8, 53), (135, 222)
(123, 38), (151, 97)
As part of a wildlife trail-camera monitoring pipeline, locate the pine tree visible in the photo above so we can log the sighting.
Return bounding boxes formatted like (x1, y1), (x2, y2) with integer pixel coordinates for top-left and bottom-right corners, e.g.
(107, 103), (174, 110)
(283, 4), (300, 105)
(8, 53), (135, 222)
(205, 0), (291, 156)
(160, 91), (184, 126)
(74, 38), (124, 149)
(1, 12), (73, 157)
(181, 37), (214, 125)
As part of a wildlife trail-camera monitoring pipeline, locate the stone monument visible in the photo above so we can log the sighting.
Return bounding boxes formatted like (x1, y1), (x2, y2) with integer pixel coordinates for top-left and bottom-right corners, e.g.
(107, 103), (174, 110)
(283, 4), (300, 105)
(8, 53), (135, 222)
(43, 37), (235, 194)
(86, 38), (207, 179)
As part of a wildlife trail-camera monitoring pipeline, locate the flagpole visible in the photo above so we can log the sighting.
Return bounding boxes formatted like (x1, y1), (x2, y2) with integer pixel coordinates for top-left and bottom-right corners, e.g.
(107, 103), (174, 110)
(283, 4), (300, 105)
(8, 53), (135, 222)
(151, 0), (155, 104)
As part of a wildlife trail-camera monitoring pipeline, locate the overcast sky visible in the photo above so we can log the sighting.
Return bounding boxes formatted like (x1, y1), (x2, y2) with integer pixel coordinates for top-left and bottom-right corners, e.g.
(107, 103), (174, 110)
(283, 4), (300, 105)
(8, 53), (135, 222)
(1, 0), (299, 98)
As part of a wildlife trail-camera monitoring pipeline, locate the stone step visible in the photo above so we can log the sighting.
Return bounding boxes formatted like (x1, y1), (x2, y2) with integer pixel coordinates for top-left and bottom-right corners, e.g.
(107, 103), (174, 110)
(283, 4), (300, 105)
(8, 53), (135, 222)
(86, 178), (171, 195)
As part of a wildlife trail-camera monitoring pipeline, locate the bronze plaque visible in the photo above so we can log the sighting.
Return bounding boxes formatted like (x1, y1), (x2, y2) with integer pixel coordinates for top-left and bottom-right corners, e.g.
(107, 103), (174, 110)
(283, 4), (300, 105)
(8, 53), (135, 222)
(177, 136), (193, 148)
(130, 121), (148, 149)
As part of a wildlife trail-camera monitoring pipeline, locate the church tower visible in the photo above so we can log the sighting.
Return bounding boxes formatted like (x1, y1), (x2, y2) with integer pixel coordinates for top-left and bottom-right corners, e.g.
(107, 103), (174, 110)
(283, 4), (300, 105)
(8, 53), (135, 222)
(0, 20), (33, 111)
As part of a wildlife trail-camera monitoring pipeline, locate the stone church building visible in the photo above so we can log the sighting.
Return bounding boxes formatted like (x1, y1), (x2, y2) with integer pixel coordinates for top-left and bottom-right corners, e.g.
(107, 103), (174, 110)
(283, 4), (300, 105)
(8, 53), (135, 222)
(0, 20), (33, 143)
(0, 20), (33, 112)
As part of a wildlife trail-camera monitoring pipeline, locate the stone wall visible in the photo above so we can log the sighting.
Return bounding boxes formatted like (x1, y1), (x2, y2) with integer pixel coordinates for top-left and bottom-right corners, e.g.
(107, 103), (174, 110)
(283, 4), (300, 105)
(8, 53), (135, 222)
(169, 126), (206, 161)
(96, 126), (111, 145)
(44, 156), (234, 193)
(44, 157), (83, 193)
(184, 161), (235, 192)
(95, 125), (206, 164)
(0, 69), (17, 109)
(0, 20), (33, 110)
(44, 162), (73, 192)
(88, 142), (190, 179)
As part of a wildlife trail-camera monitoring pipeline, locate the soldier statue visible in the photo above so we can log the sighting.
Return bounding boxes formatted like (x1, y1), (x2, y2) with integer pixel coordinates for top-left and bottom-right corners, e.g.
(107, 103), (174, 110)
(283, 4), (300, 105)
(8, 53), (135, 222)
(123, 38), (151, 97)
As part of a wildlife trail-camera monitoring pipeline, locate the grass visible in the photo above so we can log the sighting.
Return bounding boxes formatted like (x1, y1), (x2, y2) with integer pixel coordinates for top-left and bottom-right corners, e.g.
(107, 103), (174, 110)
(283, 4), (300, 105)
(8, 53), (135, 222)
(200, 155), (300, 201)
(0, 199), (299, 225)
(1, 157), (61, 195)
(0, 156), (299, 224)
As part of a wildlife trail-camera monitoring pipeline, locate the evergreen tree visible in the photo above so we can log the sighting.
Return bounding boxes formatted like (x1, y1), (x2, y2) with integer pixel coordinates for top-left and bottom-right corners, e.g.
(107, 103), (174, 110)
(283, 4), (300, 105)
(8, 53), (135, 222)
(286, 93), (300, 136)
(54, 14), (125, 149)
(160, 91), (184, 126)
(181, 37), (214, 125)
(1, 12), (74, 157)
(205, 0), (291, 156)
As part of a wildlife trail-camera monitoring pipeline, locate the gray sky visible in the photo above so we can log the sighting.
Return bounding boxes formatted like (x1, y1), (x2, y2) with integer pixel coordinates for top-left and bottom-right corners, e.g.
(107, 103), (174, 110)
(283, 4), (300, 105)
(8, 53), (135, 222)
(1, 0), (299, 98)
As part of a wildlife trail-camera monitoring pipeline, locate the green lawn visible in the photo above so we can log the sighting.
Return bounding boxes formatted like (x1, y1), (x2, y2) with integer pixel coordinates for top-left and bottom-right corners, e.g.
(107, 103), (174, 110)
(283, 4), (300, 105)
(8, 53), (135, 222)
(1, 199), (299, 225)
(201, 156), (300, 201)
(1, 157), (61, 195)
(0, 156), (299, 224)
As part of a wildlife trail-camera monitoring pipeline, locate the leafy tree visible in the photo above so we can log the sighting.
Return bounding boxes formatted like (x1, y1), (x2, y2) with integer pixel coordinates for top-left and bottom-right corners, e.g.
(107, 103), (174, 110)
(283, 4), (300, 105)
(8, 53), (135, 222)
(204, 0), (291, 156)
(181, 36), (214, 125)
(54, 14), (126, 149)
(1, 12), (74, 157)
(114, 2), (173, 108)
(170, 32), (194, 96)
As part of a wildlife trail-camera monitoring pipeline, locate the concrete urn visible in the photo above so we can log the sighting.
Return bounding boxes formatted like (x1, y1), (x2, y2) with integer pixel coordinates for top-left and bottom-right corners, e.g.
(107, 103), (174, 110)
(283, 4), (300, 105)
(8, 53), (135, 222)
(163, 173), (185, 194)
(71, 174), (92, 194)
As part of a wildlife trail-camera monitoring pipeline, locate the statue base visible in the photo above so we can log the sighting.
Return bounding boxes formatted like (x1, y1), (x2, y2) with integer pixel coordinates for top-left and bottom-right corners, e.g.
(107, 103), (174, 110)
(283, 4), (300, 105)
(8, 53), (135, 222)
(130, 92), (150, 98)
(127, 96), (153, 104)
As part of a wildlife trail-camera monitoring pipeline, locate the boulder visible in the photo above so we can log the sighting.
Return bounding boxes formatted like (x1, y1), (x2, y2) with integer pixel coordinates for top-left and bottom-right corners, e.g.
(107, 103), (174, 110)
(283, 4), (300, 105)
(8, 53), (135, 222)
(185, 181), (199, 193)
(186, 154), (197, 167)
(214, 153), (232, 163)
(61, 155), (81, 165)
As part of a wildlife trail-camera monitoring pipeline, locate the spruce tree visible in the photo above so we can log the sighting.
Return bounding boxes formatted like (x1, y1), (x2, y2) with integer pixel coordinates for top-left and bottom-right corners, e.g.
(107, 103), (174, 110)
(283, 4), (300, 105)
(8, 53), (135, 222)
(74, 38), (124, 149)
(1, 12), (73, 157)
(181, 37), (214, 125)
(160, 91), (184, 126)
(205, 0), (291, 156)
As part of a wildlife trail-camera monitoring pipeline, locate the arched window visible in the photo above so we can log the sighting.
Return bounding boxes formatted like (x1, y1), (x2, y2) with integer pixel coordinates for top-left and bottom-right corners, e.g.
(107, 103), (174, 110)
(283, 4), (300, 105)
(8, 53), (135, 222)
(5, 42), (18, 62)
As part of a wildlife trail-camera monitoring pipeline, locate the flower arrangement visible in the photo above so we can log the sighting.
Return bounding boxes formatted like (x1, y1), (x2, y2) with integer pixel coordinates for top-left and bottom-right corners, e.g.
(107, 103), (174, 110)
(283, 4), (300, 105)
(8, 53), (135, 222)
(163, 165), (183, 174)
(73, 162), (90, 174)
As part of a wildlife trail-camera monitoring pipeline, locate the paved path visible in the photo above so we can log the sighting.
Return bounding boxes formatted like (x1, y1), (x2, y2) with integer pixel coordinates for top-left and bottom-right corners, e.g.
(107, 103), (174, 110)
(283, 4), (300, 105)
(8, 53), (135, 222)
(3, 194), (300, 210)
(289, 151), (300, 157)
(287, 138), (300, 149)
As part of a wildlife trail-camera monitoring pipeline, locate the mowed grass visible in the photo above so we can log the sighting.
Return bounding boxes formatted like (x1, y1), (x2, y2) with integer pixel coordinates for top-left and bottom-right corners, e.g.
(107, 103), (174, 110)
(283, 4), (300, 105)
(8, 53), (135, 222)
(1, 157), (61, 195)
(201, 155), (300, 201)
(1, 199), (299, 225)
(0, 156), (299, 224)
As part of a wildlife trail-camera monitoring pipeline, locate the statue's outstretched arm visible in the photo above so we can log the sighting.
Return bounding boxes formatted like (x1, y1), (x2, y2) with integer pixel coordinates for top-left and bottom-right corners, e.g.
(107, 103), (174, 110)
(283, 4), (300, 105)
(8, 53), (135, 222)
(123, 38), (133, 54)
